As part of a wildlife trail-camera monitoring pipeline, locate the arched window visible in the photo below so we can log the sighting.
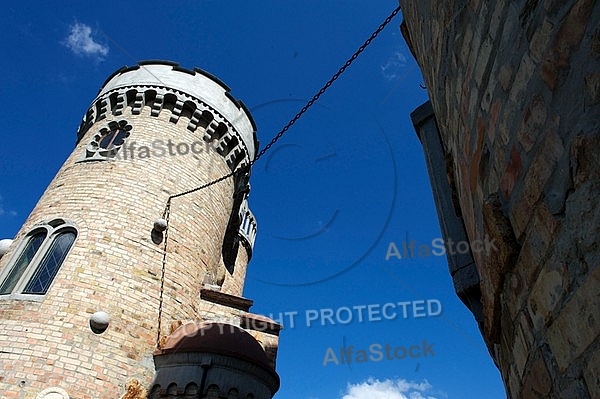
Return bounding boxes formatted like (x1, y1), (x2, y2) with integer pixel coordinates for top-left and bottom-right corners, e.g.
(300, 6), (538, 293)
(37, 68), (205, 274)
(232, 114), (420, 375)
(0, 231), (46, 295)
(80, 120), (132, 162)
(0, 219), (77, 299)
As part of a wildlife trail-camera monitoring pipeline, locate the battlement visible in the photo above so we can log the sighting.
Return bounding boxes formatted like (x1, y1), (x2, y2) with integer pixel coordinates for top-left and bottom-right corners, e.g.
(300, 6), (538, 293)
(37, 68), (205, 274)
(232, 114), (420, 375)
(77, 61), (258, 171)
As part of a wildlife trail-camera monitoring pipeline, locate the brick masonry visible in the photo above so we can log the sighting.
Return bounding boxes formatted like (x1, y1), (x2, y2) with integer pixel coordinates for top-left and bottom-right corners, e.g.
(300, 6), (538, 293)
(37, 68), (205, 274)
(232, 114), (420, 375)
(0, 64), (278, 399)
(400, 0), (600, 397)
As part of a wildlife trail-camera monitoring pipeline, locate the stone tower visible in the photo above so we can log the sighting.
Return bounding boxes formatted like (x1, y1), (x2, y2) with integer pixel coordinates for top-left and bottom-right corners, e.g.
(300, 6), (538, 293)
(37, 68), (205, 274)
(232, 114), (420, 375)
(0, 61), (280, 399)
(401, 0), (600, 397)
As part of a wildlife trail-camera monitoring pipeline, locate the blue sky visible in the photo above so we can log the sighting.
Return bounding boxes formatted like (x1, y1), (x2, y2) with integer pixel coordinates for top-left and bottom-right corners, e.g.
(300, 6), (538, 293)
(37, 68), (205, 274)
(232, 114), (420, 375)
(0, 1), (505, 398)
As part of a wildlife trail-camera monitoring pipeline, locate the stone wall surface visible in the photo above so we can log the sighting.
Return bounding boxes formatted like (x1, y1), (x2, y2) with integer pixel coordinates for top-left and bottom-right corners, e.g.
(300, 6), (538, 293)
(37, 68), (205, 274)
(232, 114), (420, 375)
(400, 0), (600, 397)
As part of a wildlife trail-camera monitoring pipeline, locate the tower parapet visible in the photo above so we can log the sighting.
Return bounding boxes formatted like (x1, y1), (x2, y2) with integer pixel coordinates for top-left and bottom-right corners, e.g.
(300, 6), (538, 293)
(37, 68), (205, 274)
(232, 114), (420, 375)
(77, 60), (258, 172)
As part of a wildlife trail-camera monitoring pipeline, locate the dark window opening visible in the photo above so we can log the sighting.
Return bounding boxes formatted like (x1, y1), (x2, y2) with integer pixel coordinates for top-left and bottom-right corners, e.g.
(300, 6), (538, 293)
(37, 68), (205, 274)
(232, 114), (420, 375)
(0, 232), (46, 295)
(23, 231), (76, 294)
(99, 130), (127, 150)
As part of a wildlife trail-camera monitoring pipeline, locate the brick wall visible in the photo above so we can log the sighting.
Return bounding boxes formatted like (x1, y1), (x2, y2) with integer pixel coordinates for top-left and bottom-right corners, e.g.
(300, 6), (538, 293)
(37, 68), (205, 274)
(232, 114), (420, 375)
(0, 103), (234, 398)
(400, 0), (600, 397)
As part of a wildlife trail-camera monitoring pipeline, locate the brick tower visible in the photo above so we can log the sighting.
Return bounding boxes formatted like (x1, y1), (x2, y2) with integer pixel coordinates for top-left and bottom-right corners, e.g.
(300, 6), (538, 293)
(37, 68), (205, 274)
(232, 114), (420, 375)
(0, 61), (280, 399)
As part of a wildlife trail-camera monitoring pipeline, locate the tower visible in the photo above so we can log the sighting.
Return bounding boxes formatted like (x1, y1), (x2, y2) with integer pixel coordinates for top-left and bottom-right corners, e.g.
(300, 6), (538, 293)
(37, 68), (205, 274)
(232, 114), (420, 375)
(0, 61), (280, 399)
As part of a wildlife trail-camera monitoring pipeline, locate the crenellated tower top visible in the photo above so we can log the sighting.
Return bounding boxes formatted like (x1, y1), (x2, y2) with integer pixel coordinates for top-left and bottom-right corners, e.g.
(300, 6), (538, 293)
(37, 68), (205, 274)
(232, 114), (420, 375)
(77, 60), (258, 172)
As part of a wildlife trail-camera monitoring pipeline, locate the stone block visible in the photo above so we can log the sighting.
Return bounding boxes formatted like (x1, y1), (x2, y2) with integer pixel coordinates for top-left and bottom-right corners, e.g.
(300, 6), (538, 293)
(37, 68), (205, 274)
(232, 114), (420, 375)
(584, 348), (600, 398)
(500, 145), (522, 199)
(509, 53), (536, 106)
(570, 134), (600, 187)
(521, 350), (552, 397)
(509, 206), (556, 322)
(516, 95), (548, 152)
(460, 23), (474, 65)
(557, 379), (591, 399)
(499, 64), (513, 92)
(507, 364), (522, 399)
(527, 266), (565, 331)
(489, 2), (507, 41)
(541, 0), (594, 89)
(547, 266), (600, 371)
(512, 315), (530, 378)
(511, 126), (564, 239)
(475, 37), (494, 88)
(585, 72), (600, 104)
(592, 27), (600, 56)
(529, 19), (554, 63)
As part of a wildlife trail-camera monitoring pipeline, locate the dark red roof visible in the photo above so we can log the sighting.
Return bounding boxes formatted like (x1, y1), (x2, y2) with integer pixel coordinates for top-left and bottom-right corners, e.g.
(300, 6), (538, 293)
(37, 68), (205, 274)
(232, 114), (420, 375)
(154, 322), (273, 371)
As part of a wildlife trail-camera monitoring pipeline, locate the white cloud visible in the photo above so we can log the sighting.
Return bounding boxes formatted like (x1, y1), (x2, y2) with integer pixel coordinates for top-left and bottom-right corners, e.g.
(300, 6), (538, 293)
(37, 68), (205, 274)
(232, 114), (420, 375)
(63, 22), (109, 60)
(381, 50), (408, 81)
(340, 378), (442, 399)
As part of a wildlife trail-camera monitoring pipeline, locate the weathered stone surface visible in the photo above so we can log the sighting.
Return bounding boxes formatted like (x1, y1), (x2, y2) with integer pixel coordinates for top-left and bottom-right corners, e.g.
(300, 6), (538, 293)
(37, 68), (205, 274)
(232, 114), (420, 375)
(585, 72), (600, 104)
(521, 350), (552, 397)
(540, 0), (594, 89)
(516, 95), (547, 152)
(547, 258), (600, 371)
(570, 134), (600, 186)
(584, 349), (600, 398)
(527, 267), (565, 331)
(402, 0), (600, 396)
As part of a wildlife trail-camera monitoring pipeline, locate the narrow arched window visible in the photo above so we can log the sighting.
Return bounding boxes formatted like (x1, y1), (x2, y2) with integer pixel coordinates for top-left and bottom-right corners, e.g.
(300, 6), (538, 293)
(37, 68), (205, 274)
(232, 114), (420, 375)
(22, 230), (76, 294)
(0, 219), (77, 299)
(0, 231), (46, 294)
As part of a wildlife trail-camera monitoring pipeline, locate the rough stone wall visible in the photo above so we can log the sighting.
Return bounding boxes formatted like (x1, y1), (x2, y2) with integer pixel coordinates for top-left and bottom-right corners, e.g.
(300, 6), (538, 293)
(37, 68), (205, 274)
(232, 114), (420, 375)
(400, 0), (600, 397)
(0, 101), (234, 398)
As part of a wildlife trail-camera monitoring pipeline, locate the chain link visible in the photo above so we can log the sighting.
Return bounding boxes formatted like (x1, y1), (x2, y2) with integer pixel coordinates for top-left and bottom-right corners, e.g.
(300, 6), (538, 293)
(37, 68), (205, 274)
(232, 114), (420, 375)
(157, 5), (401, 346)
(251, 5), (401, 164)
(169, 5), (401, 200)
(156, 199), (171, 348)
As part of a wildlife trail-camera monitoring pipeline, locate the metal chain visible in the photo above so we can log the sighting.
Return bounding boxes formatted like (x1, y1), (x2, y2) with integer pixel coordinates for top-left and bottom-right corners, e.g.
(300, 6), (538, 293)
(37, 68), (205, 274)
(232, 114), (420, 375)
(251, 5), (401, 165)
(156, 6), (401, 345)
(156, 199), (171, 348)
(169, 4), (401, 200)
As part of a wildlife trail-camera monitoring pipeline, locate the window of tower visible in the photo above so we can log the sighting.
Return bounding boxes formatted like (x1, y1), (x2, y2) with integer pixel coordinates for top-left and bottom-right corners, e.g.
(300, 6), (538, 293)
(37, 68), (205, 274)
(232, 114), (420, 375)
(99, 130), (127, 150)
(0, 219), (77, 300)
(22, 230), (76, 294)
(0, 231), (46, 294)
(79, 119), (132, 162)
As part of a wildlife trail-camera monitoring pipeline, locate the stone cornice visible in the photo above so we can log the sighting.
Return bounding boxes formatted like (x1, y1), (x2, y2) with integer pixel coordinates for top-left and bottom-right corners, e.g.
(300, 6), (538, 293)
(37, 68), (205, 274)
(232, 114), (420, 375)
(200, 288), (254, 311)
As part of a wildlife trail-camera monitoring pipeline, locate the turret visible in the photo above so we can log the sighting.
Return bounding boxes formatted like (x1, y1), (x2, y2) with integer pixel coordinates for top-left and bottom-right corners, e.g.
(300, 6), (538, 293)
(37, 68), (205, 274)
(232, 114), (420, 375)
(0, 61), (279, 399)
